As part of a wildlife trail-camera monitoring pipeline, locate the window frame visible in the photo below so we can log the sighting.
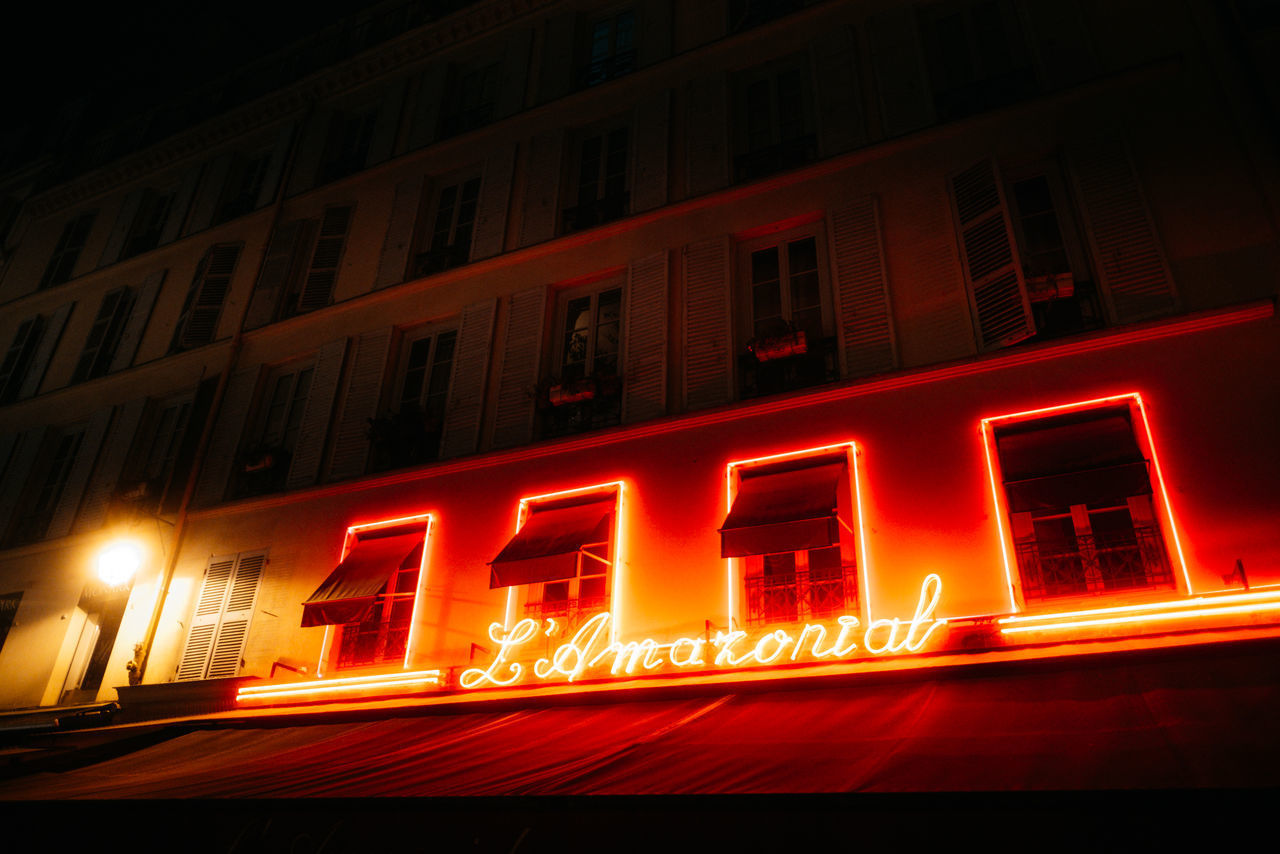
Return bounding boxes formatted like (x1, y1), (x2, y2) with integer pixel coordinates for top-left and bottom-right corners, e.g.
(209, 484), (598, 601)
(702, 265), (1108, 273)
(3, 426), (85, 547)
(0, 315), (45, 405)
(563, 120), (632, 234)
(369, 321), (460, 472)
(234, 359), (316, 497)
(39, 211), (96, 289)
(540, 275), (625, 438)
(72, 286), (135, 384)
(412, 171), (482, 277)
(731, 53), (817, 183)
(581, 6), (637, 87)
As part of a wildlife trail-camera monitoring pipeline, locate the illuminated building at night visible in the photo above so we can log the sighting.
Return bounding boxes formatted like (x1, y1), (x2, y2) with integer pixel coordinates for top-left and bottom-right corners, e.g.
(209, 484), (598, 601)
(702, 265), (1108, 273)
(0, 0), (1278, 801)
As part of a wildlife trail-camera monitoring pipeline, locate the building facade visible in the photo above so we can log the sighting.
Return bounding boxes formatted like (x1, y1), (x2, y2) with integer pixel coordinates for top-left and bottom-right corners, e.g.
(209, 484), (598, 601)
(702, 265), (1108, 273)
(0, 0), (1277, 725)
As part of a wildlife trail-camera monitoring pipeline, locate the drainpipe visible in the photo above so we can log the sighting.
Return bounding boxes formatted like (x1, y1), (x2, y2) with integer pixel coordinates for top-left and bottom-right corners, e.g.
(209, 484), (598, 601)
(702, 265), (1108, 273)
(134, 102), (315, 682)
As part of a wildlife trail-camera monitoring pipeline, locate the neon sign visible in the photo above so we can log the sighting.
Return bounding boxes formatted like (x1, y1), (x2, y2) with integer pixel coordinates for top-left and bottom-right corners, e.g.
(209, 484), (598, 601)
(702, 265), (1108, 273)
(460, 574), (947, 689)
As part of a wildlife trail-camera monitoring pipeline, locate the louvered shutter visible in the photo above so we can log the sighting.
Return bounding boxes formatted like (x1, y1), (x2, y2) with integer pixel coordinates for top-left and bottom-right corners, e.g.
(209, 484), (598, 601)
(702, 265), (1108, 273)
(108, 269), (164, 372)
(632, 91), (670, 214)
(538, 12), (579, 103)
(176, 243), (241, 349)
(949, 160), (1035, 350)
(176, 555), (235, 680)
(17, 303), (72, 400)
(441, 298), (498, 458)
(99, 190), (144, 267)
(374, 177), (424, 290)
(407, 64), (448, 150)
(471, 146), (515, 260)
(831, 197), (895, 377)
(286, 338), (347, 490)
(328, 328), (392, 481)
(496, 29), (532, 120)
(686, 74), (729, 197)
(623, 251), (668, 423)
(813, 24), (867, 157)
(160, 165), (202, 244)
(191, 368), (260, 508)
(74, 397), (147, 533)
(0, 428), (46, 538)
(45, 408), (112, 539)
(491, 286), (547, 449)
(296, 206), (352, 313)
(1069, 135), (1176, 323)
(683, 237), (731, 410)
(186, 154), (234, 234)
(244, 219), (313, 330)
(205, 551), (265, 678)
(636, 0), (672, 69)
(366, 79), (407, 168)
(868, 9), (936, 137)
(519, 131), (564, 247)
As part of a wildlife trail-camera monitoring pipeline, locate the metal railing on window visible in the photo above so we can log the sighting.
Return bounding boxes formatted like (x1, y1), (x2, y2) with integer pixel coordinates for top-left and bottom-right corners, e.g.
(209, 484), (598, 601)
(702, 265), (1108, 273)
(524, 594), (609, 626)
(745, 563), (858, 628)
(581, 48), (636, 88)
(739, 334), (838, 399)
(337, 594), (414, 668)
(561, 193), (630, 234)
(1016, 524), (1174, 601)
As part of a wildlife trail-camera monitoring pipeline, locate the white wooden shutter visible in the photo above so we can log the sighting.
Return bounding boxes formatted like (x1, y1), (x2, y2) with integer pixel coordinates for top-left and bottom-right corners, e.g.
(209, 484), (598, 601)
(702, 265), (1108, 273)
(868, 9), (936, 138)
(98, 190), (144, 267)
(685, 74), (729, 197)
(0, 428), (47, 537)
(160, 165), (202, 244)
(191, 367), (260, 508)
(682, 237), (732, 410)
(831, 197), (895, 378)
(1069, 135), (1176, 323)
(245, 219), (314, 330)
(519, 131), (565, 247)
(441, 298), (498, 459)
(109, 269), (164, 372)
(491, 286), (546, 449)
(407, 64), (448, 150)
(328, 328), (392, 481)
(177, 555), (235, 680)
(374, 176), (424, 290)
(176, 243), (241, 349)
(186, 153), (234, 234)
(623, 251), (668, 423)
(296, 206), (352, 314)
(177, 551), (265, 681)
(495, 28), (533, 120)
(538, 12), (579, 103)
(74, 397), (147, 533)
(286, 337), (347, 490)
(632, 91), (670, 214)
(46, 408), (112, 539)
(471, 145), (516, 260)
(18, 302), (73, 399)
(949, 160), (1035, 350)
(813, 24), (867, 157)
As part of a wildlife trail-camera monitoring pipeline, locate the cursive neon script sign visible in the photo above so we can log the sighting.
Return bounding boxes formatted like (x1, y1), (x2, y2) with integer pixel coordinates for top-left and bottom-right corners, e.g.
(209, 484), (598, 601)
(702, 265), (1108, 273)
(460, 574), (947, 689)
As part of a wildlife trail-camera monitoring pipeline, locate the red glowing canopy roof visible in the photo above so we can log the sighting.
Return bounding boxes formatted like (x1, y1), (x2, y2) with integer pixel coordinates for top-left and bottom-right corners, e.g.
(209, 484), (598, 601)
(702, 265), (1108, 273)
(301, 529), (422, 627)
(489, 498), (613, 588)
(720, 460), (843, 558)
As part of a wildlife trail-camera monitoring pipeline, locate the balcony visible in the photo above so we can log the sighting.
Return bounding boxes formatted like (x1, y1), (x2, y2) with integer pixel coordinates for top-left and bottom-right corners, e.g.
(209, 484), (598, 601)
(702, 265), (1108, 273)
(745, 563), (858, 628)
(537, 375), (622, 439)
(739, 334), (837, 400)
(1016, 524), (1174, 602)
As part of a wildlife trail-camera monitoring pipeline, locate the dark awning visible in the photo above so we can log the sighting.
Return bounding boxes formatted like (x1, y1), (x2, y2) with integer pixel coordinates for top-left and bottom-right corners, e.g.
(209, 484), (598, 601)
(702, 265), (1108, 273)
(1004, 460), (1152, 513)
(301, 530), (422, 627)
(720, 461), (842, 558)
(489, 498), (613, 588)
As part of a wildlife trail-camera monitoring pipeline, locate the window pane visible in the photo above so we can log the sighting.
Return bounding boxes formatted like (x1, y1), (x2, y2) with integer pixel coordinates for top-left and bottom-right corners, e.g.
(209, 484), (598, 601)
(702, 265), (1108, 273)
(399, 336), (433, 407)
(563, 296), (592, 375)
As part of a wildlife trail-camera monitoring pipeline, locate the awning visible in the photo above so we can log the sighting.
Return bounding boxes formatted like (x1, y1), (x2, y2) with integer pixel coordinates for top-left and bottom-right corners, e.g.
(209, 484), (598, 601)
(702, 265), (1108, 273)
(489, 498), (613, 588)
(301, 530), (422, 627)
(1004, 460), (1153, 513)
(720, 460), (843, 558)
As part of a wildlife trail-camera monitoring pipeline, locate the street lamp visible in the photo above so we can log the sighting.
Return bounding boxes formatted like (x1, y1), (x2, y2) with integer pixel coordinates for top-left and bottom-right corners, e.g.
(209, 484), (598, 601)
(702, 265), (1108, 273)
(97, 540), (144, 587)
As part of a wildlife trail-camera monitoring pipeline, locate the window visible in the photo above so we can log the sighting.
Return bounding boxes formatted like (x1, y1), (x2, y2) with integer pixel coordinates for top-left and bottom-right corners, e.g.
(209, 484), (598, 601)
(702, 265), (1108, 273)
(0, 315), (45, 405)
(985, 399), (1177, 604)
(721, 447), (860, 628)
(413, 176), (480, 276)
(489, 486), (620, 629)
(235, 363), (314, 497)
(563, 126), (630, 234)
(172, 243), (242, 351)
(39, 211), (96, 289)
(120, 395), (193, 513)
(60, 581), (131, 703)
(582, 9), (635, 87)
(120, 189), (176, 260)
(540, 281), (622, 438)
(737, 226), (837, 399)
(918, 0), (1036, 122)
(285, 205), (352, 317)
(317, 108), (377, 185)
(71, 286), (135, 384)
(732, 55), (816, 183)
(4, 428), (83, 546)
(440, 61), (501, 138)
(214, 150), (272, 224)
(369, 326), (458, 472)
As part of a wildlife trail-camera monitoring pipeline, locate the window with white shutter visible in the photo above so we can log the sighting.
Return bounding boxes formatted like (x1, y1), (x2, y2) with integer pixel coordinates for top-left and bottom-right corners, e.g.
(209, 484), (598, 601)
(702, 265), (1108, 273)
(172, 243), (242, 351)
(72, 286), (136, 383)
(286, 205), (352, 316)
(540, 279), (623, 438)
(369, 324), (458, 472)
(0, 315), (45, 405)
(39, 211), (96, 289)
(177, 551), (266, 681)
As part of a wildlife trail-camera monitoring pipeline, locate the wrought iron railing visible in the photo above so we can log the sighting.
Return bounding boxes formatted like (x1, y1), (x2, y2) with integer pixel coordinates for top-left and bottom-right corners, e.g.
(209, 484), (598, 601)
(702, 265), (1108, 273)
(1016, 524), (1174, 601)
(524, 595), (609, 627)
(744, 563), (858, 628)
(561, 193), (630, 234)
(739, 334), (838, 399)
(337, 615), (410, 668)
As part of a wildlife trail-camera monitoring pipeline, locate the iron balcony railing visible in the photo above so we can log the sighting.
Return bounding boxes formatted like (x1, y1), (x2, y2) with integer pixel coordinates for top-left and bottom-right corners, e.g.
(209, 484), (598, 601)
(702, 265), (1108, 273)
(738, 334), (838, 400)
(744, 563), (858, 628)
(524, 595), (609, 627)
(1016, 524), (1174, 601)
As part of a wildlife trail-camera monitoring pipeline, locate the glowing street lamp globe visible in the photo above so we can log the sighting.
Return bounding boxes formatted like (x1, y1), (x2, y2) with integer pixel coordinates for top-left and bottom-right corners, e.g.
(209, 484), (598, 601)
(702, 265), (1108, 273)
(98, 541), (143, 586)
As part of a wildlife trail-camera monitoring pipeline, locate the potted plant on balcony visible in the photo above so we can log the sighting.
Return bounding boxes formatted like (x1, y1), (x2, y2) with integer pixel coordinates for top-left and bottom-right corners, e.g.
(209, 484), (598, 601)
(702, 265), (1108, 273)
(748, 328), (808, 363)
